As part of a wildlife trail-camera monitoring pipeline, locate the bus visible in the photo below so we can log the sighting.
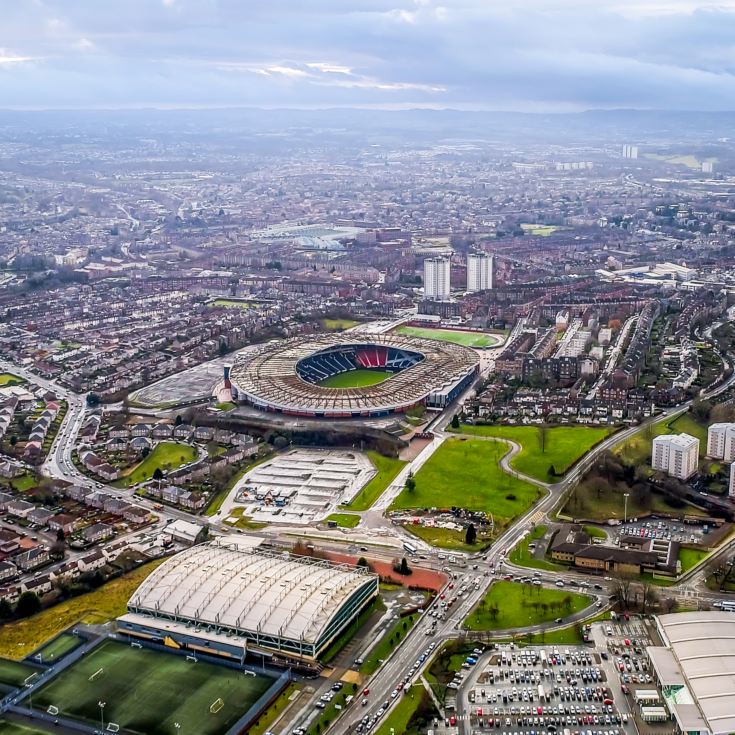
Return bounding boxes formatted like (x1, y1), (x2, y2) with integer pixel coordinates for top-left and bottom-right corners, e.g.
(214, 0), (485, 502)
(403, 541), (418, 555)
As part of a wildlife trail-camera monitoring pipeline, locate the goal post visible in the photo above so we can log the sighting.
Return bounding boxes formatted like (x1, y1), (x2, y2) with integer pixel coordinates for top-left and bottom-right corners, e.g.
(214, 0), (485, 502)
(209, 698), (224, 714)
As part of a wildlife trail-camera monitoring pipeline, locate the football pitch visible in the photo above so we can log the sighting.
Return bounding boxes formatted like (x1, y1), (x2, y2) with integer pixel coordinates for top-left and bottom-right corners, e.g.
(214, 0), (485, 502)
(33, 641), (275, 735)
(394, 325), (502, 348)
(319, 368), (392, 388)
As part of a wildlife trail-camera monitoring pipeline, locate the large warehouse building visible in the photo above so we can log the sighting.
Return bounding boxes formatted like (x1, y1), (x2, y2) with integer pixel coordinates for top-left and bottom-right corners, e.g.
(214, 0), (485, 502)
(117, 537), (379, 665)
(649, 612), (735, 735)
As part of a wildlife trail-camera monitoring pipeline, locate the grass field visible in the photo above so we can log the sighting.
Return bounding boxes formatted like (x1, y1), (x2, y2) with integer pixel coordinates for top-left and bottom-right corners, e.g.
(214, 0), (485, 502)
(360, 613), (418, 675)
(450, 424), (617, 481)
(210, 298), (252, 309)
(322, 318), (360, 331)
(520, 224), (563, 236)
(0, 723), (53, 735)
(319, 369), (392, 388)
(0, 658), (41, 688)
(614, 412), (707, 467)
(394, 325), (501, 348)
(679, 547), (709, 573)
(0, 560), (166, 660)
(114, 441), (197, 487)
(0, 373), (23, 387)
(391, 438), (543, 527)
(34, 640), (274, 735)
(31, 634), (83, 663)
(644, 153), (717, 170)
(465, 581), (592, 631)
(341, 451), (406, 511)
(508, 526), (563, 572)
(326, 512), (360, 528)
(374, 686), (431, 735)
(404, 524), (491, 552)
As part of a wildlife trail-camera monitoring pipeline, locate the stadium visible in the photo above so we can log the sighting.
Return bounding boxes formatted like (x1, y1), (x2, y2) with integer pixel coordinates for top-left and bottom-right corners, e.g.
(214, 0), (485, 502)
(118, 538), (379, 664)
(229, 333), (479, 417)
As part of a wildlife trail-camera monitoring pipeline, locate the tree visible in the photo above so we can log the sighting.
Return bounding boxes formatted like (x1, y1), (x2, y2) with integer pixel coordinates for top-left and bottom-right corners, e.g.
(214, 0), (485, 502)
(451, 414), (460, 429)
(548, 465), (556, 478)
(356, 557), (371, 569)
(9, 435), (17, 447)
(465, 523), (477, 545)
(141, 446), (151, 458)
(152, 467), (164, 481)
(692, 398), (712, 423)
(0, 598), (12, 620)
(394, 557), (412, 576)
(539, 425), (548, 454)
(15, 591), (42, 618)
(86, 392), (101, 407)
(56, 528), (65, 543)
(175, 414), (183, 426)
(405, 473), (416, 493)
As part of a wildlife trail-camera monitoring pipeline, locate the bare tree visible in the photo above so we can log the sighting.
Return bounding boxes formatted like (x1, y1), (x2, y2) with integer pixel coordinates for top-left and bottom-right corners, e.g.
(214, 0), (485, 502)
(539, 425), (548, 454)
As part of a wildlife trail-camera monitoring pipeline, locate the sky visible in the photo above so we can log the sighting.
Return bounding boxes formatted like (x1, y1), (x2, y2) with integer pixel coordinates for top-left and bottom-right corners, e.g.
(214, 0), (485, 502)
(1, 0), (735, 111)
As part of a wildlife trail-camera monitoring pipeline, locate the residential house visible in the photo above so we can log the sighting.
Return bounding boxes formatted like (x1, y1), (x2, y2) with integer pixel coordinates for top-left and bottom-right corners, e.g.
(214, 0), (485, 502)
(78, 550), (106, 572)
(152, 423), (173, 440)
(131, 424), (152, 438)
(22, 574), (53, 596)
(81, 523), (114, 544)
(6, 499), (35, 518)
(0, 561), (17, 582)
(48, 514), (77, 535)
(15, 546), (50, 572)
(27, 507), (55, 527)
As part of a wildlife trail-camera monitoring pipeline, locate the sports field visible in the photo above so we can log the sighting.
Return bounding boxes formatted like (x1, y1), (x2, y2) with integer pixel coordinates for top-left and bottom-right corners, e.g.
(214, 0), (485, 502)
(520, 224), (563, 237)
(0, 722), (53, 735)
(319, 369), (392, 388)
(113, 441), (197, 487)
(0, 373), (23, 387)
(394, 325), (501, 348)
(449, 424), (617, 481)
(390, 438), (543, 527)
(34, 640), (275, 735)
(0, 658), (40, 689)
(31, 633), (83, 663)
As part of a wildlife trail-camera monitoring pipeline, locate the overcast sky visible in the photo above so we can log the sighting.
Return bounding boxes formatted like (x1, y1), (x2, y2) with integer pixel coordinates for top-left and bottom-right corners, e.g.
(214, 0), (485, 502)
(1, 0), (735, 111)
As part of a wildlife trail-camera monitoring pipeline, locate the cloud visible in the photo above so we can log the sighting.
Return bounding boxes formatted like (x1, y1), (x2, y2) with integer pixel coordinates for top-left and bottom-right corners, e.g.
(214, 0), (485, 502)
(0, 0), (734, 109)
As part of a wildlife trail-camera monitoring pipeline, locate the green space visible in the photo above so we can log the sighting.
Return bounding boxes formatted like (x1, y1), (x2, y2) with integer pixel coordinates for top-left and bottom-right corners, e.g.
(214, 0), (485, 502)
(361, 613), (418, 675)
(114, 441), (197, 487)
(404, 524), (491, 552)
(450, 424), (617, 481)
(0, 560), (165, 660)
(394, 325), (502, 348)
(203, 453), (274, 517)
(222, 507), (267, 530)
(0, 374), (23, 387)
(0, 658), (41, 688)
(508, 525), (563, 571)
(322, 318), (360, 331)
(34, 640), (274, 735)
(214, 401), (236, 411)
(321, 597), (386, 665)
(520, 224), (563, 236)
(464, 580), (592, 631)
(584, 525), (607, 539)
(326, 513), (360, 528)
(1, 473), (37, 492)
(248, 682), (300, 735)
(305, 687), (353, 735)
(678, 546), (709, 573)
(31, 634), (83, 663)
(508, 623), (586, 646)
(210, 298), (252, 309)
(614, 412), (707, 467)
(391, 438), (543, 528)
(0, 723), (54, 735)
(644, 153), (717, 170)
(375, 687), (435, 735)
(341, 451), (406, 511)
(319, 369), (392, 389)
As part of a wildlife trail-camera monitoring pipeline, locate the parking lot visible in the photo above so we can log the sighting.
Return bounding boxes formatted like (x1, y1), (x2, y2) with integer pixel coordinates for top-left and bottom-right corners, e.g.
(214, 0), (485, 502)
(614, 518), (709, 545)
(457, 640), (636, 735)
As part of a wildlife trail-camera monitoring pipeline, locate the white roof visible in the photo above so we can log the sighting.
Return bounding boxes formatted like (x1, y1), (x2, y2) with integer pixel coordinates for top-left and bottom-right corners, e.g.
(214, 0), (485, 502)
(654, 612), (735, 735)
(128, 541), (377, 646)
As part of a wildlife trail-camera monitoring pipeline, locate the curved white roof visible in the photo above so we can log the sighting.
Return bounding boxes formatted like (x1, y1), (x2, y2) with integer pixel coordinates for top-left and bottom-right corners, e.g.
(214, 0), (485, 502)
(128, 541), (377, 646)
(654, 611), (735, 735)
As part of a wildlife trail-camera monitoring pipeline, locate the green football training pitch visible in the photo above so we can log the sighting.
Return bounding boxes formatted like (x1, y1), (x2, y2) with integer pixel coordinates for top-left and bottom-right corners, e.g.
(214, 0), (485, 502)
(394, 325), (502, 348)
(34, 640), (275, 735)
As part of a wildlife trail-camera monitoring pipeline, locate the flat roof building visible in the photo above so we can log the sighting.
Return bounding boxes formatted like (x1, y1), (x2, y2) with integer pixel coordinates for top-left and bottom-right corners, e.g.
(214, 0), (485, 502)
(649, 612), (735, 735)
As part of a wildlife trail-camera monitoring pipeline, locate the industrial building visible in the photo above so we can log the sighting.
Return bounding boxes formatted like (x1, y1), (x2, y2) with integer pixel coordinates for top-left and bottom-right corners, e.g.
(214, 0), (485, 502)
(649, 612), (735, 735)
(118, 537), (379, 664)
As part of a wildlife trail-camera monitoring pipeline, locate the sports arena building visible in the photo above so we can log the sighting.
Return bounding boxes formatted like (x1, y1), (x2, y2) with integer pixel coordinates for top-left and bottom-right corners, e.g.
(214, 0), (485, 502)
(229, 333), (479, 418)
(117, 538), (379, 665)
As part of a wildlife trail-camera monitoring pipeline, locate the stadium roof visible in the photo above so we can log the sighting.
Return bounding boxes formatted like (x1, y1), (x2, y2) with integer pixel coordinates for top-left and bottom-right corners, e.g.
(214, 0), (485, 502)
(229, 333), (478, 415)
(127, 540), (378, 647)
(652, 612), (735, 735)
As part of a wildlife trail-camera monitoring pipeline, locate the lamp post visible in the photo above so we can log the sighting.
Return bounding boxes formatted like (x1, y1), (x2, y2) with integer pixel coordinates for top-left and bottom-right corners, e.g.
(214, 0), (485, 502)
(98, 701), (106, 732)
(24, 672), (38, 715)
(623, 493), (630, 524)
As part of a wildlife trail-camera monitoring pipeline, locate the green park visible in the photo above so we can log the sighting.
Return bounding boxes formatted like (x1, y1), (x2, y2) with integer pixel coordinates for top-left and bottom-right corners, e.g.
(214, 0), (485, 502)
(342, 451), (406, 510)
(113, 441), (198, 487)
(449, 423), (617, 481)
